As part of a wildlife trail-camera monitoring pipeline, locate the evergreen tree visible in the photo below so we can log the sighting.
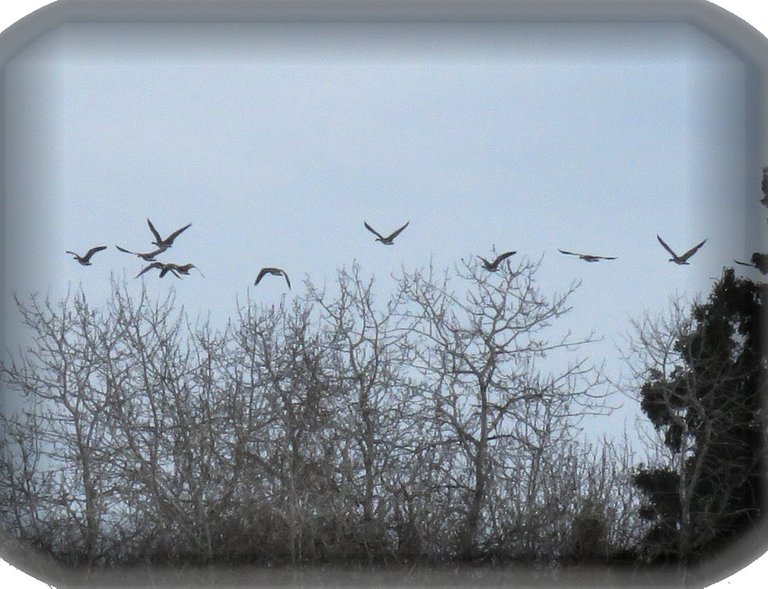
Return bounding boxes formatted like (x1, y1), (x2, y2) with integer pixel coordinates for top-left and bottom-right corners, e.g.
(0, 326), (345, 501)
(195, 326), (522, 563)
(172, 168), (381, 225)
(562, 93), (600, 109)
(632, 269), (764, 564)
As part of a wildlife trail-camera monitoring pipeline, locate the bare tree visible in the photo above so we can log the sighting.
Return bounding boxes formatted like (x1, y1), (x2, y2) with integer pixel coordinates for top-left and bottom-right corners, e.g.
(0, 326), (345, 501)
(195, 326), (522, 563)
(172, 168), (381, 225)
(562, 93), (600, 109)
(1, 265), (643, 570)
(305, 263), (418, 559)
(1, 288), (123, 565)
(230, 294), (344, 563)
(1, 280), (256, 564)
(395, 256), (608, 559)
(99, 282), (253, 562)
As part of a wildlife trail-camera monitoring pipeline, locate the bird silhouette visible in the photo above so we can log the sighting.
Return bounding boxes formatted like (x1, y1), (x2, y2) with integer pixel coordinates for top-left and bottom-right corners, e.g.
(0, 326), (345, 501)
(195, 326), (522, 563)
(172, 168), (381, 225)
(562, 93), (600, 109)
(656, 235), (707, 265)
(166, 263), (204, 278)
(364, 221), (410, 245)
(135, 261), (180, 279)
(478, 251), (517, 271)
(558, 249), (616, 263)
(65, 246), (107, 266)
(255, 267), (291, 289)
(115, 245), (167, 262)
(734, 252), (768, 274)
(146, 218), (192, 249)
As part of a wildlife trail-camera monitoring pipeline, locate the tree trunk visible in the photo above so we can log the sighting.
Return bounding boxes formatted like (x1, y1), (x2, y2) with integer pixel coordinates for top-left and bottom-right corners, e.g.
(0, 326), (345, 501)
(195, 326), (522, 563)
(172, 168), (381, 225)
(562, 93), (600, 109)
(461, 384), (489, 559)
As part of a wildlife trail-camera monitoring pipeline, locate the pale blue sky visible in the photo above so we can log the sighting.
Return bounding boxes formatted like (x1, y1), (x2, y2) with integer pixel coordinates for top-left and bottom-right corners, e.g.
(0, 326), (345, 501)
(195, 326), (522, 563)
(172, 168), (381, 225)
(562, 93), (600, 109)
(2, 21), (764, 444)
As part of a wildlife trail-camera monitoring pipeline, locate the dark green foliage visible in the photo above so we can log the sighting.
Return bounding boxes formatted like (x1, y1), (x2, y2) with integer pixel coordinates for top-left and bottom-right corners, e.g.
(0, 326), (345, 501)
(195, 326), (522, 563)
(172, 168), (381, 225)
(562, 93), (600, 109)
(633, 269), (765, 563)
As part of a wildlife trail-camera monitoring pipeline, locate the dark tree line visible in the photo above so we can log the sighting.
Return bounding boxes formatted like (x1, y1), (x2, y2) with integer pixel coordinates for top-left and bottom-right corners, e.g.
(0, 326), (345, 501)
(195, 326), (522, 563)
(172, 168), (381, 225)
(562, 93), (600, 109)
(0, 259), (644, 568)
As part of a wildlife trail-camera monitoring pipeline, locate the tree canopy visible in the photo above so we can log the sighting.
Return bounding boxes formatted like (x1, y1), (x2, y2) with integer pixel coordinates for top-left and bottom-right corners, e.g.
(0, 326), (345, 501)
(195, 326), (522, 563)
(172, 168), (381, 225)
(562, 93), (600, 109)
(0, 261), (636, 570)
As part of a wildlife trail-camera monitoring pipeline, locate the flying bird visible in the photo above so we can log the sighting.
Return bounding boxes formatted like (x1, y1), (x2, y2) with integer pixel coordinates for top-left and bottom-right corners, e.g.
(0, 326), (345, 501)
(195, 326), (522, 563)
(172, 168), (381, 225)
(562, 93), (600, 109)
(364, 221), (410, 245)
(734, 252), (768, 275)
(135, 261), (180, 279)
(255, 267), (291, 289)
(558, 249), (616, 263)
(166, 263), (204, 278)
(65, 246), (107, 266)
(146, 218), (192, 249)
(478, 251), (517, 271)
(656, 235), (707, 265)
(115, 245), (167, 262)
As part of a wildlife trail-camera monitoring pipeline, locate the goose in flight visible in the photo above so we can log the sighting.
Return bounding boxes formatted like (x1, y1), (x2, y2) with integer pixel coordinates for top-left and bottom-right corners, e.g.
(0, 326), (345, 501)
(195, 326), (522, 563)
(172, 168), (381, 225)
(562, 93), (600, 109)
(147, 218), (192, 249)
(255, 267), (291, 289)
(734, 252), (768, 275)
(478, 251), (517, 271)
(558, 249), (616, 263)
(657, 235), (707, 265)
(364, 221), (409, 245)
(166, 263), (204, 278)
(66, 246), (107, 266)
(115, 245), (167, 262)
(135, 261), (180, 279)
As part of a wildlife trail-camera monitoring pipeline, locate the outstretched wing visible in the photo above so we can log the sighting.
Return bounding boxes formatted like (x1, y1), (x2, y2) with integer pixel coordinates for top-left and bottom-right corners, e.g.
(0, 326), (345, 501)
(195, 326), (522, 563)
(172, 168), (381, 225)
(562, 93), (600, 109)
(117, 245), (164, 260)
(136, 262), (161, 278)
(679, 239), (706, 262)
(477, 256), (492, 266)
(593, 254), (617, 260)
(65, 250), (78, 258)
(493, 251), (517, 265)
(164, 223), (192, 245)
(281, 271), (291, 289)
(83, 246), (107, 261)
(147, 218), (162, 243)
(254, 268), (269, 286)
(558, 249), (581, 257)
(364, 222), (385, 240)
(734, 259), (753, 267)
(385, 221), (410, 241)
(144, 247), (167, 260)
(656, 235), (678, 258)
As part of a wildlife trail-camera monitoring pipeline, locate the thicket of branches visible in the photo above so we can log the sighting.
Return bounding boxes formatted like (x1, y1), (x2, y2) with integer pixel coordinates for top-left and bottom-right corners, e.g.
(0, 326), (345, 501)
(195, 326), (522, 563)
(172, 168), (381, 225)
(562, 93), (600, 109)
(0, 259), (644, 567)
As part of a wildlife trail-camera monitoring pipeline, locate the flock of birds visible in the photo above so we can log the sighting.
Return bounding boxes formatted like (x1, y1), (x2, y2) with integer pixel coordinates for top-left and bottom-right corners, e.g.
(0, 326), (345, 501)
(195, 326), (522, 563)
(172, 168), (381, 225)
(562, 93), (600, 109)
(65, 215), (745, 292)
(66, 219), (206, 281)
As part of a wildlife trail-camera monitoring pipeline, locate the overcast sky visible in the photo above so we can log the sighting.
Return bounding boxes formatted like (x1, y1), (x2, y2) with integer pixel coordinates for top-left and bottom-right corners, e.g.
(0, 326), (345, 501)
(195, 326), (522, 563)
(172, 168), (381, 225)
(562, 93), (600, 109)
(3, 2), (768, 586)
(2, 20), (764, 445)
